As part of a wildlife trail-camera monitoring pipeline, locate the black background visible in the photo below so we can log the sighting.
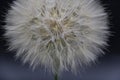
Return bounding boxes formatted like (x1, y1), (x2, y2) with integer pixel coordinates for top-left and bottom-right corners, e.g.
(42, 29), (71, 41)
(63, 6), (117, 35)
(0, 0), (120, 80)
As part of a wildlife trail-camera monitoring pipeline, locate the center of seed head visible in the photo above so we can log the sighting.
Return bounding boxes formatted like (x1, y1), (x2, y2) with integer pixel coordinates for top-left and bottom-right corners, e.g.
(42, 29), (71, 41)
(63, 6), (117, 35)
(29, 8), (79, 51)
(46, 19), (63, 36)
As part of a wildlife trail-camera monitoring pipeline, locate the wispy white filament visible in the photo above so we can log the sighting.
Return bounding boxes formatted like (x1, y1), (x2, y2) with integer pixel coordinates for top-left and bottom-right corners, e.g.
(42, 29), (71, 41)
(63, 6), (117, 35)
(5, 0), (109, 73)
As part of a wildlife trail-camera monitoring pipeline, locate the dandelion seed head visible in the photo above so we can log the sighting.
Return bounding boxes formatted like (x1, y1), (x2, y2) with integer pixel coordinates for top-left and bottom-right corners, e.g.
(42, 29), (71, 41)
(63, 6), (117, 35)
(5, 0), (109, 73)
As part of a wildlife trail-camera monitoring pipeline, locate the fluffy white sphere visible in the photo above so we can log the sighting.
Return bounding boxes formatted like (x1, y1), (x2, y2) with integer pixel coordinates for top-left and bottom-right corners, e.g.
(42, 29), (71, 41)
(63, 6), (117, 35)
(5, 0), (109, 73)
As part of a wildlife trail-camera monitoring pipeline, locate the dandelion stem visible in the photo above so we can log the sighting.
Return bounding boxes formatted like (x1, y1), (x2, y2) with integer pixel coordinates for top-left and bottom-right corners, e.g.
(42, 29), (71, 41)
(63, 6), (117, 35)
(54, 73), (58, 80)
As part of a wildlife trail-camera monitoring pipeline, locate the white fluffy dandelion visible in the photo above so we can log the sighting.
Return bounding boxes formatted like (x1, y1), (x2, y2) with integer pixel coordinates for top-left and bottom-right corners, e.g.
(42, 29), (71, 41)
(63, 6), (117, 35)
(5, 0), (109, 78)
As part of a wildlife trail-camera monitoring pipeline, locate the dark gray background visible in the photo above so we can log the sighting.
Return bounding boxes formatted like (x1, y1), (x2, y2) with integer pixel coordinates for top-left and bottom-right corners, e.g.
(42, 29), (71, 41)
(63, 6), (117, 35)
(0, 0), (120, 80)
